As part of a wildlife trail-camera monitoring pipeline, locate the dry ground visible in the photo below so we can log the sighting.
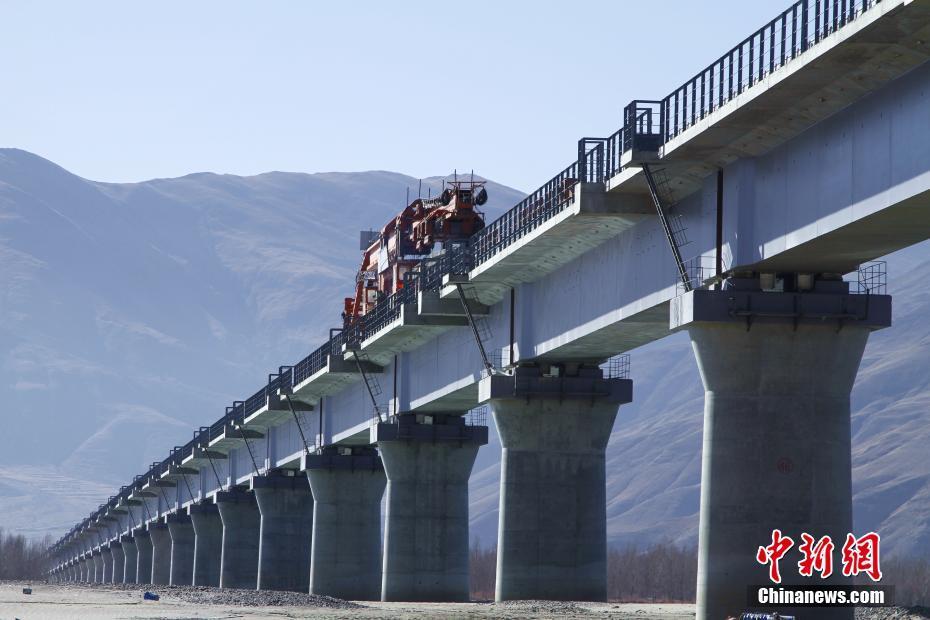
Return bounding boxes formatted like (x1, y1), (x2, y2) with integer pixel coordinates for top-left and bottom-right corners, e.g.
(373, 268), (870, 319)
(4, 582), (929, 619)
(0, 582), (694, 619)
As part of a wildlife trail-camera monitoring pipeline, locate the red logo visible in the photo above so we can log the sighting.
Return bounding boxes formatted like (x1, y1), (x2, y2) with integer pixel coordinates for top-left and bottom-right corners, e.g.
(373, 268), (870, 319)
(841, 532), (882, 582)
(757, 530), (882, 583)
(798, 533), (835, 579)
(756, 529), (794, 584)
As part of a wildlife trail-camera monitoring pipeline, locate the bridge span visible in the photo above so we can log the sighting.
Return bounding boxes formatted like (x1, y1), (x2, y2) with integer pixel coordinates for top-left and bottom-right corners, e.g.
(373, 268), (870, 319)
(49, 1), (930, 618)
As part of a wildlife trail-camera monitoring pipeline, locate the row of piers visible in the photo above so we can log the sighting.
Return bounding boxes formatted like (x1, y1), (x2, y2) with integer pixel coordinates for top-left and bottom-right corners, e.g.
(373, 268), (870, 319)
(49, 281), (891, 620)
(49, 365), (626, 603)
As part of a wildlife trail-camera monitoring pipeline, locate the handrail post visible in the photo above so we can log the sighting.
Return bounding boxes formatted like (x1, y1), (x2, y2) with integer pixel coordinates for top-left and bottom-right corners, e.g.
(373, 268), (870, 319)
(577, 139), (587, 183)
(802, 0), (810, 51)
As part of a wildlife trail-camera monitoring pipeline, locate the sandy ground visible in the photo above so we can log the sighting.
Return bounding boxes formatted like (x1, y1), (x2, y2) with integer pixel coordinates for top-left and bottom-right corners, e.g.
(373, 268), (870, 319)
(0, 582), (696, 620)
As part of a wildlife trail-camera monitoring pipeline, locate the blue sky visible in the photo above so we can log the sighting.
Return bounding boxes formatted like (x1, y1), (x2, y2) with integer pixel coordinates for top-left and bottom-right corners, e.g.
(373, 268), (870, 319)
(1, 0), (787, 191)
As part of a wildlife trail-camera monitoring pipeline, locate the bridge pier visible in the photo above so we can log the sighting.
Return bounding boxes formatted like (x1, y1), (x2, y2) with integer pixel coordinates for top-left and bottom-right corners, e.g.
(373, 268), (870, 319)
(100, 545), (112, 583)
(110, 542), (124, 583)
(672, 280), (891, 620)
(253, 471), (314, 592)
(95, 550), (105, 583)
(135, 529), (152, 584)
(481, 366), (632, 602)
(374, 414), (487, 602)
(304, 447), (386, 600)
(121, 535), (137, 583)
(149, 522), (172, 585)
(167, 513), (195, 586)
(217, 489), (261, 590)
(190, 503), (223, 586)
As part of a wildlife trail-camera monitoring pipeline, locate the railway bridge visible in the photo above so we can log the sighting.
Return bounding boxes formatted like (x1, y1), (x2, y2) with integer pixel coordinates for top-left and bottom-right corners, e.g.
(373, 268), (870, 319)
(47, 1), (930, 618)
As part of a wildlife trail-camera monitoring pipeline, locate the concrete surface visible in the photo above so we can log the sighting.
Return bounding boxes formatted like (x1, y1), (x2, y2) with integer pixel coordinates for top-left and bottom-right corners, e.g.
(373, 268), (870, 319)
(135, 530), (152, 584)
(253, 472), (314, 592)
(216, 489), (261, 590)
(149, 524), (172, 585)
(377, 419), (485, 602)
(306, 451), (386, 601)
(110, 543), (124, 584)
(189, 502), (222, 587)
(120, 536), (136, 584)
(166, 513), (195, 586)
(688, 317), (875, 620)
(487, 380), (627, 601)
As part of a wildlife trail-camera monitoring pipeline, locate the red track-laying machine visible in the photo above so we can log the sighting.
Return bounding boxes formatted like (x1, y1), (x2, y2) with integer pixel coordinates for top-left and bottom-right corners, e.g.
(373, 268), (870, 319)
(343, 179), (488, 326)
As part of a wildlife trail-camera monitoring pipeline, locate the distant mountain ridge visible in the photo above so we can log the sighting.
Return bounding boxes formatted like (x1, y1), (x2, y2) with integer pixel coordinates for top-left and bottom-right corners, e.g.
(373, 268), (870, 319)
(2, 148), (929, 559)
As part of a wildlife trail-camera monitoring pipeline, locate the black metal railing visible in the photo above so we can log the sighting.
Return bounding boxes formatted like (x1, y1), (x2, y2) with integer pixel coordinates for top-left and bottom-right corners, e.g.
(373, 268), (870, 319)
(663, 0), (882, 142)
(208, 416), (227, 442)
(242, 388), (267, 417)
(854, 261), (887, 295)
(364, 287), (413, 336)
(604, 354), (632, 380)
(293, 340), (334, 385)
(624, 101), (664, 153)
(578, 138), (607, 184)
(470, 160), (580, 266)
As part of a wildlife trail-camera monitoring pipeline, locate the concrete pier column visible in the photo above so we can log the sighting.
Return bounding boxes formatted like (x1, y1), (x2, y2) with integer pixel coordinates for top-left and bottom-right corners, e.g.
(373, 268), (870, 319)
(671, 281), (892, 620)
(93, 551), (103, 583)
(190, 503), (223, 587)
(481, 365), (632, 602)
(100, 546), (113, 583)
(217, 489), (261, 590)
(121, 535), (137, 583)
(167, 513), (195, 586)
(79, 557), (88, 582)
(304, 447), (386, 600)
(111, 542), (124, 583)
(253, 472), (314, 592)
(149, 522), (172, 585)
(135, 529), (152, 584)
(374, 414), (487, 602)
